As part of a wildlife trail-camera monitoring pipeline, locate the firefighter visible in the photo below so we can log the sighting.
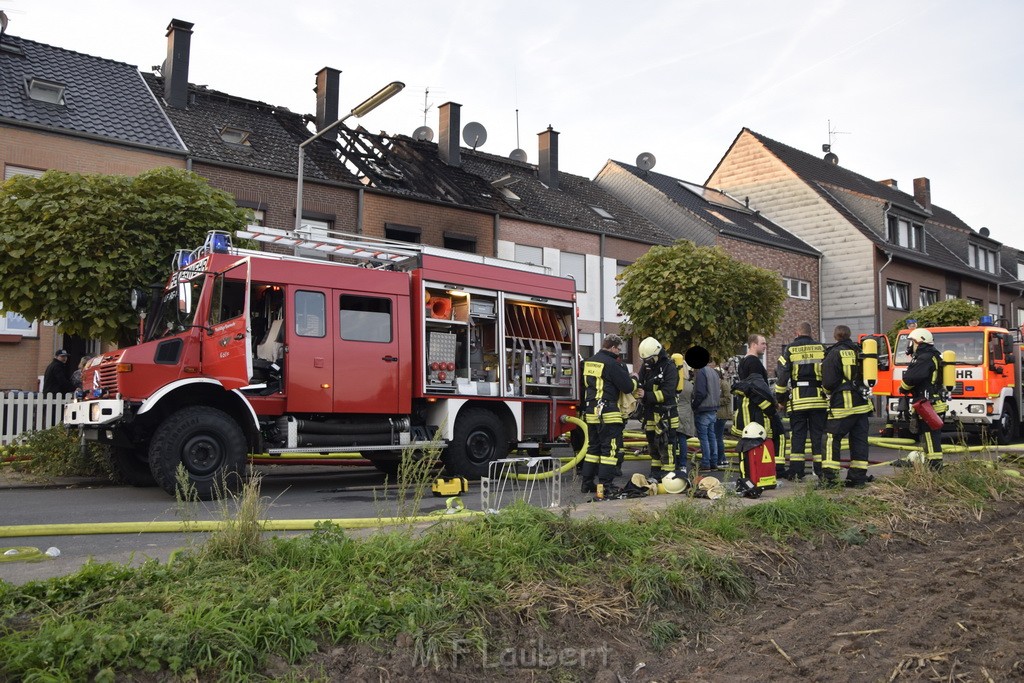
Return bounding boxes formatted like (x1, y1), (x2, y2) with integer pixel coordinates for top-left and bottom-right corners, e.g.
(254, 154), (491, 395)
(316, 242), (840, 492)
(637, 336), (681, 481)
(775, 322), (827, 481)
(821, 325), (874, 487)
(580, 334), (638, 494)
(732, 334), (779, 452)
(899, 328), (946, 471)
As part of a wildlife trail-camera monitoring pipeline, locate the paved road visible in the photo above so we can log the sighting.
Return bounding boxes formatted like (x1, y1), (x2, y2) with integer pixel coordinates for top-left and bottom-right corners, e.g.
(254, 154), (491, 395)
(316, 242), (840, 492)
(0, 439), (908, 585)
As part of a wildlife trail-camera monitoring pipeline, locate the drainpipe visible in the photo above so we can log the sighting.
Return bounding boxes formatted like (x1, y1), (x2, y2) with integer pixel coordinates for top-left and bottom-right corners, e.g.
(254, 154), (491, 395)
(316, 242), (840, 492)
(492, 213), (500, 257)
(877, 250), (894, 333)
(599, 233), (606, 338)
(356, 187), (364, 234)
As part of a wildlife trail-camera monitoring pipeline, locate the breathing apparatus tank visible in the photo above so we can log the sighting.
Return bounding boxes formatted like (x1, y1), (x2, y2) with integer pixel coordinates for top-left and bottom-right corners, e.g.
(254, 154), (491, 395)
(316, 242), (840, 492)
(671, 352), (685, 392)
(941, 349), (957, 390)
(861, 337), (878, 387)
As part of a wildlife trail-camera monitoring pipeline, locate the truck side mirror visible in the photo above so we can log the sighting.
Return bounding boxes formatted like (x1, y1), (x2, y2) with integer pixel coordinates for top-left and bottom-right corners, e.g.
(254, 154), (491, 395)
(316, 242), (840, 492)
(178, 281), (193, 316)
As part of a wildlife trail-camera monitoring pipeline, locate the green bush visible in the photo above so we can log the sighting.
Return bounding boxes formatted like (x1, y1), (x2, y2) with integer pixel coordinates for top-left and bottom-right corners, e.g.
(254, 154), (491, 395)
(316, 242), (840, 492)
(10, 426), (110, 478)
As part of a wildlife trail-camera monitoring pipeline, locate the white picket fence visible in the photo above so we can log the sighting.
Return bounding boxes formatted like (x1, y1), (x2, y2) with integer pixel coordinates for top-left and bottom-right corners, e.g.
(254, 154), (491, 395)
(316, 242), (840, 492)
(1, 392), (72, 445)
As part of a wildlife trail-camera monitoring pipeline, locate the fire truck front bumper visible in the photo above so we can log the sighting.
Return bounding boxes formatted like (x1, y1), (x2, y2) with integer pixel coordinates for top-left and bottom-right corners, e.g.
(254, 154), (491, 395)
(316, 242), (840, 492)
(64, 399), (126, 427)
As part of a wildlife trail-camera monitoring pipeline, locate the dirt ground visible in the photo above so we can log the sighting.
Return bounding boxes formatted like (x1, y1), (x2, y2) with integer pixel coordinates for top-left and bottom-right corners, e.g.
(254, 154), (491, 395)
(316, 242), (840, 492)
(291, 496), (1024, 683)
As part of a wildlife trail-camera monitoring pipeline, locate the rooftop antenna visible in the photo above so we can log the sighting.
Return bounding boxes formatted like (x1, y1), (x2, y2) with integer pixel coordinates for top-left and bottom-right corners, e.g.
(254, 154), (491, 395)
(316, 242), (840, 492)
(421, 87), (433, 126)
(822, 118), (850, 164)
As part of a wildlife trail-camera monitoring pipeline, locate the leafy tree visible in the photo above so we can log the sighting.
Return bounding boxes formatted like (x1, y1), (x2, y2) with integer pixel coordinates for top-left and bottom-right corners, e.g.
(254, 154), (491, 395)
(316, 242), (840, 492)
(886, 298), (985, 345)
(0, 167), (250, 344)
(616, 241), (787, 362)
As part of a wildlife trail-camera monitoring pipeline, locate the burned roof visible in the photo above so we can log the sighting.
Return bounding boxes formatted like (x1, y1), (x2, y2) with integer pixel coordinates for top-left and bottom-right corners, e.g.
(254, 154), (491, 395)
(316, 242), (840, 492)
(0, 34), (183, 152)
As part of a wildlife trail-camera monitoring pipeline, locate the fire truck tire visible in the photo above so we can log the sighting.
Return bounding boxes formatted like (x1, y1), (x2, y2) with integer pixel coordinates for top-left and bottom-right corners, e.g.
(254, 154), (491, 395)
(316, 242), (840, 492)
(148, 407), (247, 500)
(995, 404), (1019, 445)
(106, 447), (156, 487)
(444, 408), (509, 479)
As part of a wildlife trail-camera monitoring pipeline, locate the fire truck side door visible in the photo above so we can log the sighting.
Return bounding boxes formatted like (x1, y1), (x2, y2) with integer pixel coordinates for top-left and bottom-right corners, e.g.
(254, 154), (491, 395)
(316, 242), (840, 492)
(332, 291), (407, 414)
(286, 288), (334, 412)
(201, 259), (252, 390)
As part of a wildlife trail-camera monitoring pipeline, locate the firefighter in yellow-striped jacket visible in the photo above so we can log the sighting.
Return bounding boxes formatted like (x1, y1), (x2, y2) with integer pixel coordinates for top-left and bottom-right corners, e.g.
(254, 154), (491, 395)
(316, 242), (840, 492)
(775, 322), (827, 481)
(821, 324), (874, 487)
(580, 334), (638, 494)
(898, 328), (946, 471)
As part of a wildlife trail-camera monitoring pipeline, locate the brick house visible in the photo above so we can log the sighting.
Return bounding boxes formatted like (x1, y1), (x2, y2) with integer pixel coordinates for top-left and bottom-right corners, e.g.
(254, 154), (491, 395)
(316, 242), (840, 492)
(141, 20), (675, 363)
(595, 159), (821, 363)
(706, 128), (1024, 339)
(0, 32), (186, 390)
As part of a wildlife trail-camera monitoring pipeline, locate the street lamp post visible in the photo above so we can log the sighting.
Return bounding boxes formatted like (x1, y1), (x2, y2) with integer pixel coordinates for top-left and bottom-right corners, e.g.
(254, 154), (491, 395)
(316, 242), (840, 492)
(295, 81), (405, 232)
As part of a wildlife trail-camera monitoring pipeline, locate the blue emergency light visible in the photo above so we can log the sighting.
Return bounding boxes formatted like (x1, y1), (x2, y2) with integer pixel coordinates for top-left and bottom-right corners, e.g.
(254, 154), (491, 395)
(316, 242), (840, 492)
(173, 249), (193, 269)
(203, 231), (232, 254)
(980, 315), (993, 325)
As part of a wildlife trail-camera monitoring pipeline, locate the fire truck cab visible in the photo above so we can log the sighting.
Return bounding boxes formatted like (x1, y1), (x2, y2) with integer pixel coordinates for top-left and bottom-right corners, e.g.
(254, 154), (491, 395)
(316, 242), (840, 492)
(64, 227), (580, 498)
(872, 321), (1023, 444)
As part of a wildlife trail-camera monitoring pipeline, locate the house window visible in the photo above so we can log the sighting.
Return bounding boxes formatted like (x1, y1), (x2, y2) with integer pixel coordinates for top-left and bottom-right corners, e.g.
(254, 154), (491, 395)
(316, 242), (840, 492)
(296, 218), (332, 260)
(578, 332), (595, 361)
(246, 209), (265, 226)
(514, 244), (543, 266)
(968, 244), (998, 274)
(886, 215), (923, 250)
(560, 252), (586, 292)
(919, 287), (939, 308)
(218, 125), (251, 146)
(384, 223), (421, 244)
(0, 304), (37, 337)
(590, 206), (615, 220)
(968, 297), (983, 307)
(886, 280), (910, 310)
(783, 277), (810, 300)
(443, 232), (476, 253)
(4, 165), (45, 180)
(25, 77), (65, 105)
(989, 302), (1005, 320)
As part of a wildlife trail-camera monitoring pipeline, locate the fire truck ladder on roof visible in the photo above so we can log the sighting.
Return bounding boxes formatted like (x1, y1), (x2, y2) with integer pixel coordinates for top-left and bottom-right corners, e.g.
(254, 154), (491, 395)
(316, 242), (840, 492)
(236, 224), (422, 269)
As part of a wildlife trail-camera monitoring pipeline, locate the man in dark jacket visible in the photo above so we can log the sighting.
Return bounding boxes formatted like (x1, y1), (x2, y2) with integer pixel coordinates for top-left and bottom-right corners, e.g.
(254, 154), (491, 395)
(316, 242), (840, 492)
(899, 327), (946, 470)
(822, 325), (873, 487)
(775, 322), (827, 480)
(637, 336), (680, 481)
(691, 363), (721, 470)
(580, 334), (638, 493)
(42, 349), (74, 395)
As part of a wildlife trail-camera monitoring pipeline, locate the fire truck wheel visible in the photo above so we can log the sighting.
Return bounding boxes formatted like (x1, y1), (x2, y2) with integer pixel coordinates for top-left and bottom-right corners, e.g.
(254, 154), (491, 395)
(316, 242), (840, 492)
(106, 447), (156, 487)
(444, 408), (509, 479)
(995, 403), (1019, 445)
(148, 407), (247, 500)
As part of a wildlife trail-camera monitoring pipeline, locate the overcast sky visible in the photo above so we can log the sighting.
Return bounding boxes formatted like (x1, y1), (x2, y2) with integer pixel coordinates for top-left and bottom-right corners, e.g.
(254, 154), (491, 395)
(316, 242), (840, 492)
(7, 1), (1023, 247)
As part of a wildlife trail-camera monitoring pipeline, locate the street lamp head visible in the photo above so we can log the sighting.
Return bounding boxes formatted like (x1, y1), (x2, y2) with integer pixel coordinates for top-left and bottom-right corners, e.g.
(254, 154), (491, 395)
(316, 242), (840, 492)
(350, 81), (405, 118)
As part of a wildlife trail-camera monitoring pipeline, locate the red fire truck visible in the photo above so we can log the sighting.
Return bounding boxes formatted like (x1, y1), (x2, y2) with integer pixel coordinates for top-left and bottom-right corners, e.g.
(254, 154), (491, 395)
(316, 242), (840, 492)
(870, 320), (1022, 444)
(64, 227), (579, 498)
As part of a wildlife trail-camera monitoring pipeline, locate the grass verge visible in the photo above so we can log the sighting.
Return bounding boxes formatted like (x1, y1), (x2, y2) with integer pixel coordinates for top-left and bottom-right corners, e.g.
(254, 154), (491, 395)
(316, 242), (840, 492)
(0, 459), (1020, 681)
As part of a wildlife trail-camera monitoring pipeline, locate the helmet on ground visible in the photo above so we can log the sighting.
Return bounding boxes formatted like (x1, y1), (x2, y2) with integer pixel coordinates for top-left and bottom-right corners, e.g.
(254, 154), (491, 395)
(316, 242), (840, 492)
(908, 328), (933, 345)
(660, 471), (686, 494)
(741, 422), (767, 440)
(639, 336), (663, 360)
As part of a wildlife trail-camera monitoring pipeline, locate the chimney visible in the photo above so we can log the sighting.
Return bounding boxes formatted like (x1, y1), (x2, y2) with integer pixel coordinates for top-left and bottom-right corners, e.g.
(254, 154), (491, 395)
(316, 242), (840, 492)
(913, 177), (931, 211)
(163, 19), (194, 109)
(878, 178), (898, 189)
(538, 125), (559, 190)
(314, 68), (341, 131)
(438, 102), (461, 166)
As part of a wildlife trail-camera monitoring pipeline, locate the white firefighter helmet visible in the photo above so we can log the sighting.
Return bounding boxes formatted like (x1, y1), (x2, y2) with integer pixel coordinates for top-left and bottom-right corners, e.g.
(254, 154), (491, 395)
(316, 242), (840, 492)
(660, 471), (686, 494)
(639, 336), (663, 360)
(908, 328), (933, 345)
(741, 422), (767, 441)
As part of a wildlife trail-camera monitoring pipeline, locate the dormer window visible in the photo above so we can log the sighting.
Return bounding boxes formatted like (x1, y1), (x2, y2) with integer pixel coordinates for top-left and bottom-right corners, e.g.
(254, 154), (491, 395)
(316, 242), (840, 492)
(968, 243), (998, 274)
(886, 215), (923, 250)
(25, 78), (65, 105)
(219, 125), (251, 146)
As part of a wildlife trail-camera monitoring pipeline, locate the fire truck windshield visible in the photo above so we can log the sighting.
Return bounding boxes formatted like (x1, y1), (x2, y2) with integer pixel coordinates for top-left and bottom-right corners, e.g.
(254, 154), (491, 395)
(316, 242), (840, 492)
(894, 331), (984, 365)
(145, 277), (206, 342)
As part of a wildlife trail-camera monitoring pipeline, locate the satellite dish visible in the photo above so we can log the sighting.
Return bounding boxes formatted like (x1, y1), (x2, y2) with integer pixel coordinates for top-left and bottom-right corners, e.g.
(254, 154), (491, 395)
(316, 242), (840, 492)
(509, 148), (528, 162)
(636, 152), (656, 171)
(462, 122), (487, 149)
(824, 152), (839, 165)
(413, 126), (434, 142)
(980, 227), (990, 237)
